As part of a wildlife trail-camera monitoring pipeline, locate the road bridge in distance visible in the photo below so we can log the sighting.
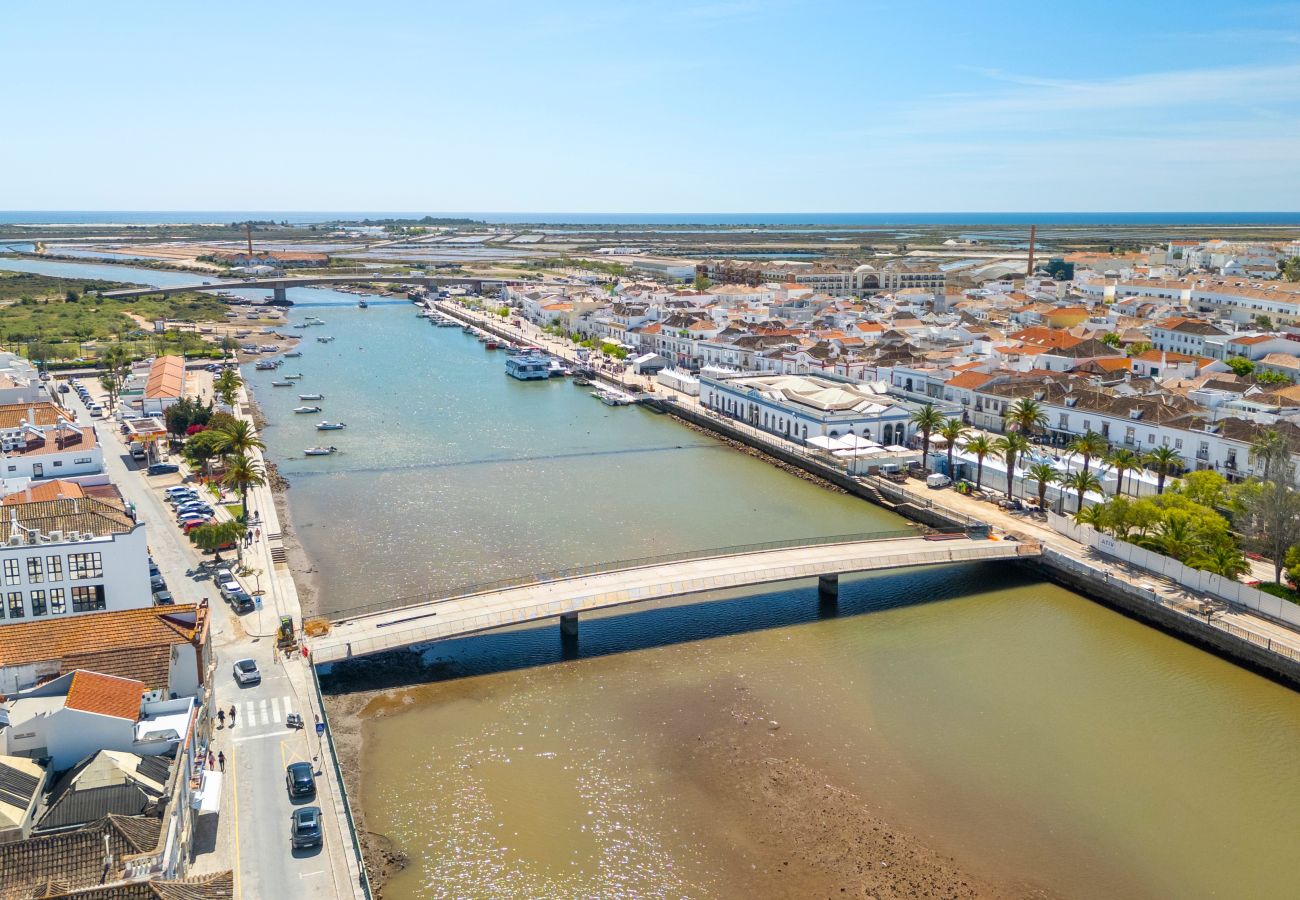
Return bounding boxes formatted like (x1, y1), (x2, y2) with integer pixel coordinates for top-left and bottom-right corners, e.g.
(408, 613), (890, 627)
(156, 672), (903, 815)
(310, 530), (1040, 664)
(99, 274), (505, 302)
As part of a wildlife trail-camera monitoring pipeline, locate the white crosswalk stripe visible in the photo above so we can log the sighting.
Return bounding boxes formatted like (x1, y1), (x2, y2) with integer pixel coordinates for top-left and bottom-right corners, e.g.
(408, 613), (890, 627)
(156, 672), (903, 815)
(259, 699), (270, 725)
(270, 696), (282, 723)
(282, 695), (294, 718)
(245, 701), (257, 725)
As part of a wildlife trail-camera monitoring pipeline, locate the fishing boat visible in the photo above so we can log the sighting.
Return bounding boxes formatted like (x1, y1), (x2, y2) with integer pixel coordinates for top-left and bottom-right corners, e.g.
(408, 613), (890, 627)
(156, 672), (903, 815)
(485, 340), (500, 350)
(316, 421), (346, 431)
(270, 380), (292, 387)
(293, 405), (321, 414)
(299, 393), (324, 401)
(304, 446), (338, 457)
(317, 336), (335, 343)
(284, 351), (302, 358)
(284, 373), (304, 380)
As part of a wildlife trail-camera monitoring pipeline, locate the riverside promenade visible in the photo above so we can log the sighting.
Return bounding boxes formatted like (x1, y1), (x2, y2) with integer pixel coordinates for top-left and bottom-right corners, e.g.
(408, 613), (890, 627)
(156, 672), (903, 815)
(313, 533), (1038, 663)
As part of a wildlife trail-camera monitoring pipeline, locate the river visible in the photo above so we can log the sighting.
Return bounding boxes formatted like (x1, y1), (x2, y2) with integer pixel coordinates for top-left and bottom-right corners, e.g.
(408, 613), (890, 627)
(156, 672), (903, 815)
(5, 257), (1300, 898)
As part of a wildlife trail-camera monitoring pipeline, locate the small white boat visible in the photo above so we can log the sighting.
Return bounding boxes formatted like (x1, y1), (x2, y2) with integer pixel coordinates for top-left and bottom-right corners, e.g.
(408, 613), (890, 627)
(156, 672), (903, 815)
(593, 389), (632, 406)
(292, 323), (308, 329)
(299, 393), (324, 401)
(270, 380), (292, 387)
(316, 421), (346, 431)
(304, 446), (338, 457)
(285, 351), (302, 358)
(284, 373), (304, 380)
(293, 406), (321, 414)
(304, 316), (325, 325)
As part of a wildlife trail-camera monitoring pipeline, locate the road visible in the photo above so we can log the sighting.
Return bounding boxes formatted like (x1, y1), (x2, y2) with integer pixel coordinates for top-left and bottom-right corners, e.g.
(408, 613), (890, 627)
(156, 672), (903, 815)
(71, 384), (355, 899)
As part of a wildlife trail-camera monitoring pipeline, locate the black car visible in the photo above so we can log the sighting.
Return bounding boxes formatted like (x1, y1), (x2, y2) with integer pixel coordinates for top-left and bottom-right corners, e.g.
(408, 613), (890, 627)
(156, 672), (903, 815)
(290, 806), (323, 849)
(227, 591), (255, 613)
(153, 590), (174, 605)
(150, 575), (167, 592)
(147, 462), (180, 476)
(286, 762), (316, 799)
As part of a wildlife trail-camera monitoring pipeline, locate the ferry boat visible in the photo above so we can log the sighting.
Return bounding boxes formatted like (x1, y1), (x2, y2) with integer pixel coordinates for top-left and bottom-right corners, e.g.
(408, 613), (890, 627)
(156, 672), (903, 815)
(299, 393), (324, 401)
(505, 354), (551, 380)
(270, 380), (292, 387)
(293, 405), (321, 414)
(304, 446), (338, 457)
(316, 421), (347, 431)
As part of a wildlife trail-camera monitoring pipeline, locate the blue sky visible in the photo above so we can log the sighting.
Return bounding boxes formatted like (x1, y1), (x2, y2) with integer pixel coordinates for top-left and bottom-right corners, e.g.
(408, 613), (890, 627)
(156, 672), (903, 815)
(4, 0), (1300, 212)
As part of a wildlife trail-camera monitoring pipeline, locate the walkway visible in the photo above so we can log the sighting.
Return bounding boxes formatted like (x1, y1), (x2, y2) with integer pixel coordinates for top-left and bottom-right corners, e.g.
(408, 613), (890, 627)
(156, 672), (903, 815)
(312, 534), (1037, 663)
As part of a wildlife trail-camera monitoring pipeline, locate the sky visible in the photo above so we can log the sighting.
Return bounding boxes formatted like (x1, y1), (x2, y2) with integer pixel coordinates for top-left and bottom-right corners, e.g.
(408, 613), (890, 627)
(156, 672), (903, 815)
(4, 0), (1300, 212)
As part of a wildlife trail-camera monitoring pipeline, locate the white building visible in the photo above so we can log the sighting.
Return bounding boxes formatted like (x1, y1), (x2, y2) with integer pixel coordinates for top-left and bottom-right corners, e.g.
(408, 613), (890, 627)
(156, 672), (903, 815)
(0, 402), (103, 482)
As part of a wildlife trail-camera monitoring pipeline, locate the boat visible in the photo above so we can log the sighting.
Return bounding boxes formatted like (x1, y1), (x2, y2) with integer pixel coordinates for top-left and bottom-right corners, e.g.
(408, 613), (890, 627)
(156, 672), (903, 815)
(316, 421), (347, 431)
(505, 353), (551, 381)
(572, 376), (592, 386)
(304, 316), (325, 325)
(254, 360), (279, 370)
(548, 359), (568, 377)
(462, 325), (474, 334)
(304, 446), (338, 457)
(284, 351), (302, 358)
(358, 299), (369, 309)
(292, 323), (308, 329)
(293, 406), (321, 414)
(270, 380), (292, 387)
(299, 393), (324, 401)
(485, 340), (500, 350)
(284, 373), (304, 380)
(593, 389), (632, 406)
(317, 336), (335, 343)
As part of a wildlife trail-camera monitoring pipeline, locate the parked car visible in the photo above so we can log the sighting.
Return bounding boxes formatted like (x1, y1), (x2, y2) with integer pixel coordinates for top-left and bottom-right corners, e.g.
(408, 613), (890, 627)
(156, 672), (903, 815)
(285, 762), (316, 799)
(150, 575), (167, 593)
(153, 590), (174, 605)
(58, 383), (70, 394)
(233, 658), (261, 686)
(182, 518), (215, 534)
(147, 462), (180, 476)
(290, 806), (323, 849)
(227, 590), (254, 612)
(164, 486), (197, 500)
(177, 504), (215, 518)
(217, 573), (243, 597)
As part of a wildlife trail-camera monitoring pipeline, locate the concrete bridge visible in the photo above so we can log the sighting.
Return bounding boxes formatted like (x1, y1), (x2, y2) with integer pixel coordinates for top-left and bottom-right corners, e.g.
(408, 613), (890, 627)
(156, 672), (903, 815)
(99, 274), (506, 302)
(310, 530), (1040, 664)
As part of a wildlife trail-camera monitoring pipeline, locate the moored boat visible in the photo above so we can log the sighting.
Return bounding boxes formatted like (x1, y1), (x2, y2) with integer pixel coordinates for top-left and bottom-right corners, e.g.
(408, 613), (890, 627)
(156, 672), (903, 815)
(270, 380), (292, 387)
(293, 405), (322, 414)
(304, 446), (338, 457)
(299, 393), (324, 400)
(285, 351), (302, 358)
(317, 336), (335, 343)
(505, 353), (550, 380)
(316, 421), (347, 431)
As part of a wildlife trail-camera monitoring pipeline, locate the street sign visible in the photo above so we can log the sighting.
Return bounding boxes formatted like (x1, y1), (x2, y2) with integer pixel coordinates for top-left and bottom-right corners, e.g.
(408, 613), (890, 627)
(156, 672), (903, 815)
(315, 722), (325, 736)
(254, 597), (262, 610)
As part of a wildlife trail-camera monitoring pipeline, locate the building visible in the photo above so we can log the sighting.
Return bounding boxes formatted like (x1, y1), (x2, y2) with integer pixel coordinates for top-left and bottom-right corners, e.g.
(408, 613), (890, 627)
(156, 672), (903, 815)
(0, 402), (102, 483)
(0, 603), (210, 698)
(0, 754), (47, 843)
(700, 372), (917, 444)
(0, 494), (150, 623)
(140, 356), (186, 415)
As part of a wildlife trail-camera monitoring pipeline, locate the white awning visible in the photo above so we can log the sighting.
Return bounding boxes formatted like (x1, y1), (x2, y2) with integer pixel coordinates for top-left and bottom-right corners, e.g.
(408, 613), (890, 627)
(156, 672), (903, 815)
(195, 770), (222, 814)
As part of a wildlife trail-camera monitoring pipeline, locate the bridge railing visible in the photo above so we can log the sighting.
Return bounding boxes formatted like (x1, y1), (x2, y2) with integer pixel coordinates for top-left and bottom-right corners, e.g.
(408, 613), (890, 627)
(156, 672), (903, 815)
(328, 527), (950, 622)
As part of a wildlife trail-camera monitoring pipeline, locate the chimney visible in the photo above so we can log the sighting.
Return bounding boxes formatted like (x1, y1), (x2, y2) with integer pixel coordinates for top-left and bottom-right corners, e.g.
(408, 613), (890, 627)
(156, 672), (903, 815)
(1026, 225), (1037, 278)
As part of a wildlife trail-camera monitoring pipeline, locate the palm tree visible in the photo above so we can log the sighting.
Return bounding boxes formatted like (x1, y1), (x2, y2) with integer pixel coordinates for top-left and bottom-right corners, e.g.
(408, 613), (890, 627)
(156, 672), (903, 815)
(1026, 462), (1059, 511)
(1061, 469), (1103, 513)
(909, 404), (944, 472)
(1140, 512), (1197, 561)
(1188, 542), (1250, 579)
(1144, 445), (1181, 495)
(214, 368), (242, 408)
(994, 431), (1031, 499)
(1104, 448), (1142, 497)
(1074, 502), (1106, 528)
(221, 453), (266, 521)
(962, 434), (994, 491)
(1065, 431), (1109, 476)
(1005, 398), (1048, 436)
(937, 418), (969, 479)
(212, 419), (265, 458)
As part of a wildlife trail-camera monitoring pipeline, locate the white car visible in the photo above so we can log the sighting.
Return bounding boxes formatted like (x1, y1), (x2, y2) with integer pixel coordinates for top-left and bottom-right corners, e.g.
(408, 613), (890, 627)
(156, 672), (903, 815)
(218, 574), (243, 597)
(233, 658), (261, 686)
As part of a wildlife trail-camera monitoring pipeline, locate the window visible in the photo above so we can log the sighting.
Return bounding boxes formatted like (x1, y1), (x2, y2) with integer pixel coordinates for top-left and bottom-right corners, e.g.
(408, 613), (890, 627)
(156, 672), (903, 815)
(1175, 439), (1183, 449)
(71, 585), (104, 612)
(26, 557), (42, 584)
(7, 592), (23, 618)
(3, 559), (18, 586)
(74, 457), (91, 465)
(68, 552), (103, 580)
(29, 590), (45, 616)
(52, 461), (62, 468)
(49, 588), (66, 614)
(46, 555), (63, 581)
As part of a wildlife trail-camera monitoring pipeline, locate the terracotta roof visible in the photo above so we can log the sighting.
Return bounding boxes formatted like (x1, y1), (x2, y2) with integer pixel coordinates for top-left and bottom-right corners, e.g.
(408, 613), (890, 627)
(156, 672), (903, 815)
(0, 402), (74, 430)
(144, 356), (185, 401)
(2, 480), (85, 504)
(1008, 326), (1085, 350)
(4, 426), (98, 458)
(0, 605), (200, 674)
(946, 371), (996, 390)
(6, 495), (133, 538)
(0, 815), (163, 897)
(64, 671), (144, 721)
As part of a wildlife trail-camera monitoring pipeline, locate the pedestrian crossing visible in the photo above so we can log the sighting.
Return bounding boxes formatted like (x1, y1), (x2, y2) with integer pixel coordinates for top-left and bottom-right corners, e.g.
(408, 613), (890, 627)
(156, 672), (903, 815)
(231, 695), (295, 729)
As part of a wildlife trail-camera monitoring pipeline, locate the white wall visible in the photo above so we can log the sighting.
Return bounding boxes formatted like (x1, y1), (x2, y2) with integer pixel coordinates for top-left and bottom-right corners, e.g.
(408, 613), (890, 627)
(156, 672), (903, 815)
(0, 524), (151, 623)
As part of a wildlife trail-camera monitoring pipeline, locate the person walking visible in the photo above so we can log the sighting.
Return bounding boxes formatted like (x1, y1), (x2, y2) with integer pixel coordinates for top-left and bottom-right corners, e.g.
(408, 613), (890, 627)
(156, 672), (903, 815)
(217, 751), (225, 773)
(229, 704), (237, 727)
(217, 708), (225, 728)
(207, 750), (215, 770)
(255, 527), (261, 542)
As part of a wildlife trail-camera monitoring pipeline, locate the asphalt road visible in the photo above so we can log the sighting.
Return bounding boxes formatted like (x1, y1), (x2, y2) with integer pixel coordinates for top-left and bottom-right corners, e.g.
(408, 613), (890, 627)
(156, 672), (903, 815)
(81, 386), (350, 898)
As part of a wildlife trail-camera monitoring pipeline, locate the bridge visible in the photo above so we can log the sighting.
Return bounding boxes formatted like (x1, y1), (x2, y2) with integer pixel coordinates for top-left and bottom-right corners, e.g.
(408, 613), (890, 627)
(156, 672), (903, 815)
(99, 274), (506, 302)
(309, 530), (1040, 664)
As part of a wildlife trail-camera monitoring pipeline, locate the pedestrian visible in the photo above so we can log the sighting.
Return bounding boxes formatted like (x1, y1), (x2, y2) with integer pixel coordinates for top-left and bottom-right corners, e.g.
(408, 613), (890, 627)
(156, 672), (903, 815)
(217, 708), (225, 728)
(217, 751), (225, 772)
(207, 749), (215, 770)
(229, 704), (236, 727)
(255, 527), (261, 541)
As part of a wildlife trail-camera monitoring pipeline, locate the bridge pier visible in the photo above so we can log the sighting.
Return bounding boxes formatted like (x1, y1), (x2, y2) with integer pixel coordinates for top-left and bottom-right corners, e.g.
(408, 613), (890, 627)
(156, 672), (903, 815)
(272, 286), (287, 303)
(560, 612), (579, 638)
(818, 573), (839, 605)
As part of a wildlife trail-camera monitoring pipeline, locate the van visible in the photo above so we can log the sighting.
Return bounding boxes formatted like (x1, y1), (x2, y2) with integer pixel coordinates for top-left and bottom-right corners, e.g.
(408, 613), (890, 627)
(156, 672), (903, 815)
(926, 473), (951, 489)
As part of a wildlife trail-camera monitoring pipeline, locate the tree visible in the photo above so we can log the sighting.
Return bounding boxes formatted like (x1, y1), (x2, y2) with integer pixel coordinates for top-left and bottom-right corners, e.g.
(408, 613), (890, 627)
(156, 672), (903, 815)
(1126, 342), (1153, 357)
(1254, 314), (1275, 330)
(212, 419), (265, 458)
(994, 431), (1030, 499)
(1104, 448), (1142, 497)
(1144, 445), (1181, 495)
(1225, 356), (1255, 377)
(1173, 470), (1227, 508)
(182, 428), (227, 474)
(1005, 398), (1048, 436)
(1235, 430), (1300, 582)
(1140, 511), (1199, 560)
(909, 404), (944, 472)
(693, 274), (712, 291)
(1100, 332), (1123, 349)
(214, 368), (242, 408)
(1026, 462), (1059, 511)
(221, 452), (266, 521)
(190, 520), (245, 562)
(97, 344), (133, 411)
(937, 418), (969, 478)
(1065, 431), (1108, 476)
(1281, 257), (1300, 283)
(1188, 543), (1250, 579)
(962, 434), (994, 491)
(1061, 469), (1103, 512)
(1284, 544), (1300, 588)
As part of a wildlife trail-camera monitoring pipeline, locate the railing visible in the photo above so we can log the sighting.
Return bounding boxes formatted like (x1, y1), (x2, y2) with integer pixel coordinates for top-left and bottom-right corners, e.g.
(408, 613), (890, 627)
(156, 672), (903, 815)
(328, 528), (942, 622)
(316, 543), (1021, 661)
